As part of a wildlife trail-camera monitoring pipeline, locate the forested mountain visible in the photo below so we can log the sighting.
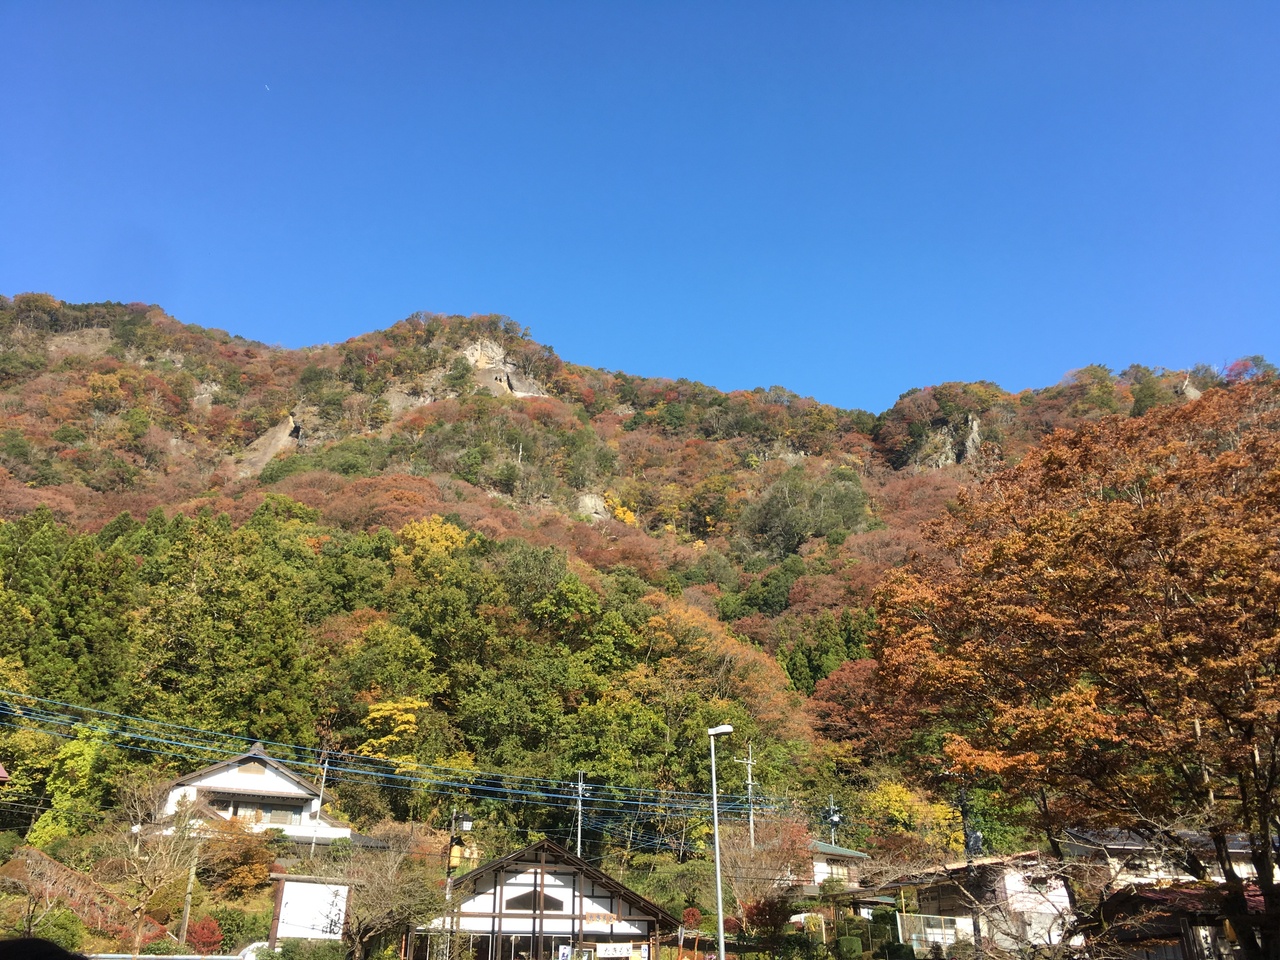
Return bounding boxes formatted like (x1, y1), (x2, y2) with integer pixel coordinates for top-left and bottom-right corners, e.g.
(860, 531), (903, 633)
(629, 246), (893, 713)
(1, 293), (1276, 952)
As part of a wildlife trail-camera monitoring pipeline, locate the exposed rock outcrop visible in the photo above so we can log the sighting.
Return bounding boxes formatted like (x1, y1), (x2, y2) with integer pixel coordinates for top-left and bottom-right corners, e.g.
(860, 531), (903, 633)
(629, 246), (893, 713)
(576, 493), (610, 522)
(228, 415), (300, 480)
(193, 381), (221, 411)
(913, 427), (958, 470)
(962, 417), (983, 462)
(383, 385), (437, 416)
(46, 328), (112, 359)
(463, 339), (549, 398)
(1175, 377), (1203, 402)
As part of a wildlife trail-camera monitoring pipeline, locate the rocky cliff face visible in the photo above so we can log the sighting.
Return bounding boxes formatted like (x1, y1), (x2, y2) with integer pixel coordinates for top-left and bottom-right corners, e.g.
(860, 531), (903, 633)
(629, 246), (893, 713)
(464, 339), (549, 398)
(228, 415), (300, 479)
(912, 416), (983, 471)
(962, 417), (983, 462)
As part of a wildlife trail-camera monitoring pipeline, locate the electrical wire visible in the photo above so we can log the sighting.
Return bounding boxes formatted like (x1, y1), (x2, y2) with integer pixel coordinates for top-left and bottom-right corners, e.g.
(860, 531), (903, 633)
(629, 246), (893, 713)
(0, 690), (809, 829)
(0, 690), (752, 809)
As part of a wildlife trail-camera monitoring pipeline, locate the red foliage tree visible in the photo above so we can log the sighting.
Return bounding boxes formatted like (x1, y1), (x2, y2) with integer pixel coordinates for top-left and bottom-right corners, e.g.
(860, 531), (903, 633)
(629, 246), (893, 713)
(186, 915), (224, 955)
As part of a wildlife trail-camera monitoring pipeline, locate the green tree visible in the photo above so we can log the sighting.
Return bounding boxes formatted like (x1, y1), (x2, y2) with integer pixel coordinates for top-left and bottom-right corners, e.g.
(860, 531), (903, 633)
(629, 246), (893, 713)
(738, 467), (869, 557)
(127, 514), (317, 744)
(26, 732), (121, 847)
(36, 538), (137, 706)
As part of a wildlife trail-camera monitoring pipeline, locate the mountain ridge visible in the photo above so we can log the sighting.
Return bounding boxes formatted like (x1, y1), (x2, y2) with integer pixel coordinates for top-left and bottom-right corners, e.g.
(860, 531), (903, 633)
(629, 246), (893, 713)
(5, 291), (1269, 668)
(1, 293), (1259, 537)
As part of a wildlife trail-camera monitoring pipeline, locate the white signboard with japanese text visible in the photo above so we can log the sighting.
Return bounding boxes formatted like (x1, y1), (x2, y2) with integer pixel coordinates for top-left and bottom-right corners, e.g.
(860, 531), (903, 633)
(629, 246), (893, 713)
(276, 879), (348, 940)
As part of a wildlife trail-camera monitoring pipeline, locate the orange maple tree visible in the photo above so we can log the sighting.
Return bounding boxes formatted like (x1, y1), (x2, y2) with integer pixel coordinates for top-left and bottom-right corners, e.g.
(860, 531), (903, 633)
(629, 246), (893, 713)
(874, 380), (1280, 956)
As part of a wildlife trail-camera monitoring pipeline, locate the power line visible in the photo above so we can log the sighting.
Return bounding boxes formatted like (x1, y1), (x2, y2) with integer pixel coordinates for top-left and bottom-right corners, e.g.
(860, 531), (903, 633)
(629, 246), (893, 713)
(0, 690), (806, 827)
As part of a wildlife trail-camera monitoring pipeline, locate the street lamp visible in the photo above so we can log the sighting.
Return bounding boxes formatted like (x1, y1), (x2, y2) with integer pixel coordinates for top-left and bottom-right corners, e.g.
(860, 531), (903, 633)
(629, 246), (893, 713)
(442, 809), (474, 960)
(708, 724), (734, 960)
(445, 808), (474, 900)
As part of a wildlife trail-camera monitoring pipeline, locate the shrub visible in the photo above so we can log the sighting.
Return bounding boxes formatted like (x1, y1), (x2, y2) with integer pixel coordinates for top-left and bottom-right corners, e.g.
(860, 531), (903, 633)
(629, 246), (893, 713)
(208, 907), (271, 950)
(52, 423), (87, 444)
(0, 830), (22, 863)
(199, 819), (274, 897)
(142, 932), (177, 954)
(277, 939), (348, 960)
(32, 909), (85, 950)
(187, 914), (224, 955)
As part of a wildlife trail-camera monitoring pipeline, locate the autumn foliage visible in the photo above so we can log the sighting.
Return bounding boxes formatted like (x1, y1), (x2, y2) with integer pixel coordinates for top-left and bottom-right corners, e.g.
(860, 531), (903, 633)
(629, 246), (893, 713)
(875, 379), (1280, 953)
(4, 293), (1278, 953)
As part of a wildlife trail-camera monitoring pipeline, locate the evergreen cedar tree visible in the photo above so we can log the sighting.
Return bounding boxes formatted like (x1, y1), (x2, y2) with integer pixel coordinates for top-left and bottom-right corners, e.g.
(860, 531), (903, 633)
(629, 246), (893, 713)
(874, 379), (1280, 958)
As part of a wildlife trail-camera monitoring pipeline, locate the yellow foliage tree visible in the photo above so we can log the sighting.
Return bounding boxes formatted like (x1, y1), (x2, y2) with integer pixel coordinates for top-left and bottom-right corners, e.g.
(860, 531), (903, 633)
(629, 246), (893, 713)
(859, 779), (963, 855)
(357, 698), (436, 764)
(356, 698), (473, 774)
(393, 515), (470, 571)
(604, 491), (637, 526)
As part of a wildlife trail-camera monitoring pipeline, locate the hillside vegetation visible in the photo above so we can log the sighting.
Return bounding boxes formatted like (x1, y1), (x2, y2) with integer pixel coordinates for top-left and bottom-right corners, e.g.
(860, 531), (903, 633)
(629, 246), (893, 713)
(1, 292), (1275, 953)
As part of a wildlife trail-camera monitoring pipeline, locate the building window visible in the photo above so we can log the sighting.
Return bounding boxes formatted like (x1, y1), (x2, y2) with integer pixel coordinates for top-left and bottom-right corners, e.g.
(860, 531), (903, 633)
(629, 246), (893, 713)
(268, 805), (303, 826)
(230, 800), (260, 821)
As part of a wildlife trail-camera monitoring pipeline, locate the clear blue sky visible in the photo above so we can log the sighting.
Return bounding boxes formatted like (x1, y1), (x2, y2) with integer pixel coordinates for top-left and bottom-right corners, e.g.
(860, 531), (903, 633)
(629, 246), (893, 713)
(2, 2), (1276, 413)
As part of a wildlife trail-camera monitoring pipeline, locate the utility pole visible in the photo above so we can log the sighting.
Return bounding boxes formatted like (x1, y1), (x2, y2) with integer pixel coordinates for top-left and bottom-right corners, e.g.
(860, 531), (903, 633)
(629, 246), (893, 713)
(734, 742), (755, 849)
(825, 795), (842, 846)
(576, 771), (585, 857)
(310, 749), (329, 859)
(178, 842), (201, 944)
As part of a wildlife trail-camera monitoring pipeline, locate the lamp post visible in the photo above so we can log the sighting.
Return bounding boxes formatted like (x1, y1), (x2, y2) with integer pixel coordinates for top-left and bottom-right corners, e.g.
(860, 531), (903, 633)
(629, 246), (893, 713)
(444, 808), (474, 901)
(708, 724), (734, 960)
(443, 808), (474, 960)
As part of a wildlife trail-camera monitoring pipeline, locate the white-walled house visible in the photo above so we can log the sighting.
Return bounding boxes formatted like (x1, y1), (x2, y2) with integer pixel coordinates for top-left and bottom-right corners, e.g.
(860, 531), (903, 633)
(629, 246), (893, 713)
(811, 840), (869, 887)
(1060, 828), (1271, 887)
(788, 840), (869, 896)
(894, 853), (1075, 955)
(415, 839), (677, 960)
(163, 743), (351, 845)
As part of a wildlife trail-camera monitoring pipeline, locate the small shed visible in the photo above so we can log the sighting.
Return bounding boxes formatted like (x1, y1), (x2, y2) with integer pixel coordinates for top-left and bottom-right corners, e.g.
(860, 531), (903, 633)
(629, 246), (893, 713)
(416, 839), (677, 960)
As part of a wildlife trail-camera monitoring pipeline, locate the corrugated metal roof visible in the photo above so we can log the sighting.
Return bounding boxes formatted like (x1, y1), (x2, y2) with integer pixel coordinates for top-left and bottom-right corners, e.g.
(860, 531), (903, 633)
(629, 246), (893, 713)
(809, 839), (870, 858)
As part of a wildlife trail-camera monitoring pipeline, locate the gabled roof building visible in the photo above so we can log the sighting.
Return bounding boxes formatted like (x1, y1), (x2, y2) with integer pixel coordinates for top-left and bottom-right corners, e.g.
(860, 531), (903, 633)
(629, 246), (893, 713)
(416, 839), (678, 960)
(163, 743), (351, 845)
(801, 839), (870, 895)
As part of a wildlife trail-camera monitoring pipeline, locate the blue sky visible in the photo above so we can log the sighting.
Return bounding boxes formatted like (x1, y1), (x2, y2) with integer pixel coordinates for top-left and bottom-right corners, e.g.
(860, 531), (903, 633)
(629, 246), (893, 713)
(1, 2), (1276, 413)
